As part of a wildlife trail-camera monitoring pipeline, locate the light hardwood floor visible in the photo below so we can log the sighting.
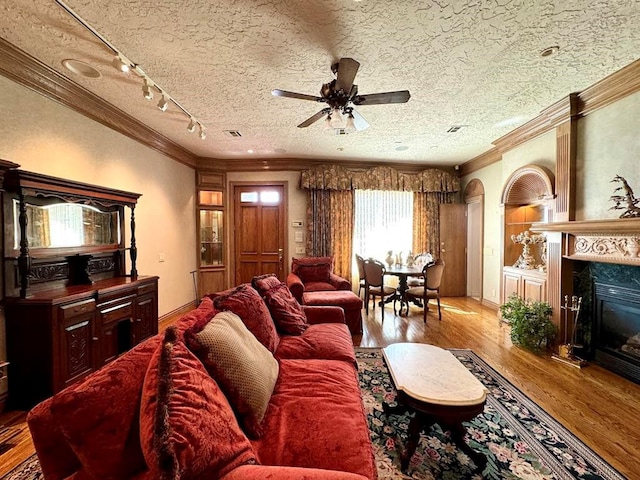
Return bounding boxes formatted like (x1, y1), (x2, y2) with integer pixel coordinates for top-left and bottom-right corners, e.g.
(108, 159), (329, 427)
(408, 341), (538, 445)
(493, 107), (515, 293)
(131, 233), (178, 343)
(1, 297), (639, 479)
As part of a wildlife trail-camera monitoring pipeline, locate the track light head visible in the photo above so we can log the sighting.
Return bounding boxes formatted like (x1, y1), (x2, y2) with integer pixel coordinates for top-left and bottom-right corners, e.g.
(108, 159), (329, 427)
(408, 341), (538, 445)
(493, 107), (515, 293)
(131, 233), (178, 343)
(157, 95), (168, 112)
(112, 55), (130, 73)
(187, 118), (197, 133)
(142, 79), (153, 100)
(198, 124), (206, 140)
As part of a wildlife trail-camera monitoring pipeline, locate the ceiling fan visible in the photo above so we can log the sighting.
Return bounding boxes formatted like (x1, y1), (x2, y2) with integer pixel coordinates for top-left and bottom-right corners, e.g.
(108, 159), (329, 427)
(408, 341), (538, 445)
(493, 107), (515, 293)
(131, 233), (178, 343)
(272, 58), (410, 131)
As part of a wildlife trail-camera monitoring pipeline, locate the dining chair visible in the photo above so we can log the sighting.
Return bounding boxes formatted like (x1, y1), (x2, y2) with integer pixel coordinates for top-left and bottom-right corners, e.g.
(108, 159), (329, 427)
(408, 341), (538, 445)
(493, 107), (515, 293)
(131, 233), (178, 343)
(404, 259), (445, 322)
(363, 259), (396, 321)
(407, 252), (434, 287)
(355, 254), (366, 298)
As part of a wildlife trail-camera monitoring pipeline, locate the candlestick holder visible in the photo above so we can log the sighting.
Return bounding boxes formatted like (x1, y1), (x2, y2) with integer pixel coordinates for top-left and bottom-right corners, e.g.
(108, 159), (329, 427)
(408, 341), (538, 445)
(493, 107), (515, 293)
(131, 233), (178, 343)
(552, 295), (588, 368)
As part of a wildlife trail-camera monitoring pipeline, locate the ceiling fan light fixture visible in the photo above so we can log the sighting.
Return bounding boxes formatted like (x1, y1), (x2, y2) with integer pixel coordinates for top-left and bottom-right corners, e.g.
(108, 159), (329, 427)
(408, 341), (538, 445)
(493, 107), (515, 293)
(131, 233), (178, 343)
(344, 112), (356, 133)
(329, 109), (345, 129)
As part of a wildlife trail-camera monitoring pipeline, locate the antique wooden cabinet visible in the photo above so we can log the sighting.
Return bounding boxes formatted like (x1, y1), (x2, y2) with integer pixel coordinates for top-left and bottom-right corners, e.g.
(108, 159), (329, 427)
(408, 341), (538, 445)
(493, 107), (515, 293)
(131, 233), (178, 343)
(1, 167), (158, 408)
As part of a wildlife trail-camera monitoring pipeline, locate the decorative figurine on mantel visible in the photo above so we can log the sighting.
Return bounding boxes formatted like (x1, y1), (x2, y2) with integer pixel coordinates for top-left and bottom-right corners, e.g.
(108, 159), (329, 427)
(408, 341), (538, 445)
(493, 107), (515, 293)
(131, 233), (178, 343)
(609, 175), (640, 218)
(511, 231), (546, 270)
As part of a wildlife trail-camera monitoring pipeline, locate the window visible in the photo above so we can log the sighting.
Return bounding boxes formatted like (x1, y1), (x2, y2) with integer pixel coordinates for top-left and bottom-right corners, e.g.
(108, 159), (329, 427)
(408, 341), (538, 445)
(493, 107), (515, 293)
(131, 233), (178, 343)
(353, 190), (413, 262)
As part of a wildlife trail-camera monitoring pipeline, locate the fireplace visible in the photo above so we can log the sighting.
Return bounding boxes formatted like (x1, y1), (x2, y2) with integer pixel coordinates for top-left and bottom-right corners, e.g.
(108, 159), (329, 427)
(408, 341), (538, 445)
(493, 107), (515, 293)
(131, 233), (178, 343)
(594, 282), (640, 383)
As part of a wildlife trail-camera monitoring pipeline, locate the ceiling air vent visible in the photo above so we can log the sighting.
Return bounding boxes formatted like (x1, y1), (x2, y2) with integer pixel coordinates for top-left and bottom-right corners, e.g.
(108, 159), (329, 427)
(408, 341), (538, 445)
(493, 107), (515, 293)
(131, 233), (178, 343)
(223, 130), (242, 137)
(447, 125), (468, 133)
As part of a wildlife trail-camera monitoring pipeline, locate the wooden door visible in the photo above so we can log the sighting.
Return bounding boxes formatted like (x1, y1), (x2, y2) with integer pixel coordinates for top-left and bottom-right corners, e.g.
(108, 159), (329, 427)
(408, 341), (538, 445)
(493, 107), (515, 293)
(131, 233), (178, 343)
(439, 204), (466, 296)
(234, 185), (286, 285)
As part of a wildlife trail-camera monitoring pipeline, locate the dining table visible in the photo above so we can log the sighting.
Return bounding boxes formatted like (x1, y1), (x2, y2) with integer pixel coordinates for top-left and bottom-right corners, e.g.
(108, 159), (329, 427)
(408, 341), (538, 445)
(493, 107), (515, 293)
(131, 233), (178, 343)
(383, 264), (431, 315)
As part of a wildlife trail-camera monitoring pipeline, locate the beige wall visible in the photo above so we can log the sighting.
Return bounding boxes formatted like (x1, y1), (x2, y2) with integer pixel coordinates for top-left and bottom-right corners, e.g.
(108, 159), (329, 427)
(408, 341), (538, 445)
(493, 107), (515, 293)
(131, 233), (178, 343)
(577, 91), (640, 220)
(463, 129), (557, 305)
(0, 76), (197, 317)
(226, 170), (307, 276)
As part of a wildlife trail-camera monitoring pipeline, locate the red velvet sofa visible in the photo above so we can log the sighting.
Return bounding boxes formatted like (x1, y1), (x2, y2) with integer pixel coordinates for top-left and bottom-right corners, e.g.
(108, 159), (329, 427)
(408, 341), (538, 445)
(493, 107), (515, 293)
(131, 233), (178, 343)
(27, 278), (377, 480)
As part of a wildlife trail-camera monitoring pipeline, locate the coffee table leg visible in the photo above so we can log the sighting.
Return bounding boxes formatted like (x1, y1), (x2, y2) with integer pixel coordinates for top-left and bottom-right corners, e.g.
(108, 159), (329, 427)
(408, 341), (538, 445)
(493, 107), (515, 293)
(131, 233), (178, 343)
(398, 413), (434, 472)
(450, 423), (487, 472)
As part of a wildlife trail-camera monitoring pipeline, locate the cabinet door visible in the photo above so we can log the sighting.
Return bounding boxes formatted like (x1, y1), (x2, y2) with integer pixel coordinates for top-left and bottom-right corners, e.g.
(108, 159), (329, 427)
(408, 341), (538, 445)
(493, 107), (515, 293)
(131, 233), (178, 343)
(58, 301), (96, 389)
(133, 293), (158, 345)
(522, 275), (546, 302)
(502, 269), (521, 303)
(97, 298), (135, 366)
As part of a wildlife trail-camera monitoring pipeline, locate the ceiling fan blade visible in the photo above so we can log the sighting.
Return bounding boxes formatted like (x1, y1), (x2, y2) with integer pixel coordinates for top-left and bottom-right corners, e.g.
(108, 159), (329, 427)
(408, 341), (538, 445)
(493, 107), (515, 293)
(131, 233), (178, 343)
(298, 108), (331, 128)
(334, 58), (360, 93)
(272, 89), (324, 102)
(351, 108), (370, 131)
(353, 90), (411, 105)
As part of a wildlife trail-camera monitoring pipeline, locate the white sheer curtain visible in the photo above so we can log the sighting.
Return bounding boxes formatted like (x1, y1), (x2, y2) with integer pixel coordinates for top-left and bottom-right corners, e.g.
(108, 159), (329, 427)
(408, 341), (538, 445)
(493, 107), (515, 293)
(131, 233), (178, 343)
(353, 189), (413, 264)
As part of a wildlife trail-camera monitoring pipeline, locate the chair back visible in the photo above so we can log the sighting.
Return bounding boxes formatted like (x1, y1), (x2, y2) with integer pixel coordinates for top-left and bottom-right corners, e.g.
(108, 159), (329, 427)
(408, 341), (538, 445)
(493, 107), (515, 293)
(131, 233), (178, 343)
(424, 259), (445, 290)
(414, 252), (434, 269)
(363, 259), (385, 288)
(355, 254), (365, 280)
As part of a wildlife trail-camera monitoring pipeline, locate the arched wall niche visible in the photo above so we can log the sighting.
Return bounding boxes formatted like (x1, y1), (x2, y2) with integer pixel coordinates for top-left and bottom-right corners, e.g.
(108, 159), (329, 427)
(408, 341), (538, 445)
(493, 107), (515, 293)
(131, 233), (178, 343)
(501, 165), (555, 206)
(464, 178), (485, 200)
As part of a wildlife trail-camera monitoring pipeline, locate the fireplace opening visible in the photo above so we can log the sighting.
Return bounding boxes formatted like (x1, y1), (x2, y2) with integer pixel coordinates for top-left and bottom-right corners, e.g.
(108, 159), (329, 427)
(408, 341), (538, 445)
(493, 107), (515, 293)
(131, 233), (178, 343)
(594, 282), (640, 384)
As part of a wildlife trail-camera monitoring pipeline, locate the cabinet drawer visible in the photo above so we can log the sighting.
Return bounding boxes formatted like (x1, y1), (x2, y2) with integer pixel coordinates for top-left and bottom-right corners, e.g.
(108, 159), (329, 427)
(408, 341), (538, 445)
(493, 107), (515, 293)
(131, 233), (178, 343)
(99, 301), (134, 325)
(137, 283), (156, 297)
(60, 299), (95, 320)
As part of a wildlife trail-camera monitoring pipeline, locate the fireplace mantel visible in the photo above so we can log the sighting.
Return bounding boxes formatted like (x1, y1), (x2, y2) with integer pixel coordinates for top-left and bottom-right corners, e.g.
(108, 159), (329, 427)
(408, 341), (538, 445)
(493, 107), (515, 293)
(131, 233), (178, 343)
(531, 218), (640, 265)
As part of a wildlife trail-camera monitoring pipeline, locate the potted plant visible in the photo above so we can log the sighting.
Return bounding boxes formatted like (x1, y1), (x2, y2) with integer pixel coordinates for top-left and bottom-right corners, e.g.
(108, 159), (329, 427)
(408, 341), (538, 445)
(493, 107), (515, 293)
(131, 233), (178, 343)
(499, 294), (556, 352)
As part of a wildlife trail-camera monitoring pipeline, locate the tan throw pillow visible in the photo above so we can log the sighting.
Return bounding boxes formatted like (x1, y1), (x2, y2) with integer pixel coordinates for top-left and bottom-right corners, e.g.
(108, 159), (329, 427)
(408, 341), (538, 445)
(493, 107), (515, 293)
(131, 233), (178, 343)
(190, 311), (279, 438)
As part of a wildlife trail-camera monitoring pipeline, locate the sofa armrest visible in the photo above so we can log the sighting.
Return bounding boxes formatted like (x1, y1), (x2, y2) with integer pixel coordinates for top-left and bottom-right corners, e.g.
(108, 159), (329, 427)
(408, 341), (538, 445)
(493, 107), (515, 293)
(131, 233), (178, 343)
(302, 305), (346, 325)
(286, 272), (305, 303)
(221, 465), (369, 480)
(329, 272), (351, 291)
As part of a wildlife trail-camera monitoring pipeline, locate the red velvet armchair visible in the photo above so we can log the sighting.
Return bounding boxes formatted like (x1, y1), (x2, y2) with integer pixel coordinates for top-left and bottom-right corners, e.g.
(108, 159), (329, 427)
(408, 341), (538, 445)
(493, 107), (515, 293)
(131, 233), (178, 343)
(286, 256), (351, 303)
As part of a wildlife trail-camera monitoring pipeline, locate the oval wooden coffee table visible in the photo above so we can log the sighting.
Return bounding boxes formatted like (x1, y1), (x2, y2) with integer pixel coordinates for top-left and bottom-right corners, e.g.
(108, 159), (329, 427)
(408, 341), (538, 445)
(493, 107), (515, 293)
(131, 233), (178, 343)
(382, 343), (489, 472)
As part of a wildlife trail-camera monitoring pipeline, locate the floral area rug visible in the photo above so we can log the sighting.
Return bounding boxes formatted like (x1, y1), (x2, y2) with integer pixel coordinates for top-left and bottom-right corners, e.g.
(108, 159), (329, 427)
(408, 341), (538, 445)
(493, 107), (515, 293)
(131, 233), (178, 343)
(356, 348), (627, 480)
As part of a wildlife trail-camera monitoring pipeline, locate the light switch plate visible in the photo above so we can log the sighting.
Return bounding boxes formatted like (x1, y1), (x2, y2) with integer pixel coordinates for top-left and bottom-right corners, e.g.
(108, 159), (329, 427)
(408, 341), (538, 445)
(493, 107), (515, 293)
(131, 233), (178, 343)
(294, 231), (303, 243)
(295, 246), (305, 254)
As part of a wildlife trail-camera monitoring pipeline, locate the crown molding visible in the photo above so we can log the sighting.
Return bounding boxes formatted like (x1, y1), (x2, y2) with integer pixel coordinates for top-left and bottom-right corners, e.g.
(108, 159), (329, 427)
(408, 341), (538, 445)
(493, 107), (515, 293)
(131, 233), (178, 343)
(458, 147), (501, 176)
(578, 57), (640, 116)
(461, 58), (640, 175)
(197, 156), (455, 174)
(0, 38), (198, 168)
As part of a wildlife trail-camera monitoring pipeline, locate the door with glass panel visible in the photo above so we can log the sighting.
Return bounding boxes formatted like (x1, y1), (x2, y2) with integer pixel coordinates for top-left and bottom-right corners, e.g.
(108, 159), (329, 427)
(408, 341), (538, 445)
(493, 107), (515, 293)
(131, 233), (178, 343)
(233, 184), (286, 285)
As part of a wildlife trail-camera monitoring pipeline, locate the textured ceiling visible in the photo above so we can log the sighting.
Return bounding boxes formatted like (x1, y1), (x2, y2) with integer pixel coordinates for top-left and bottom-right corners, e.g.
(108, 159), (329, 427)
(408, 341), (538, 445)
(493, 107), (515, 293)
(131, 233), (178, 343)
(1, 0), (639, 166)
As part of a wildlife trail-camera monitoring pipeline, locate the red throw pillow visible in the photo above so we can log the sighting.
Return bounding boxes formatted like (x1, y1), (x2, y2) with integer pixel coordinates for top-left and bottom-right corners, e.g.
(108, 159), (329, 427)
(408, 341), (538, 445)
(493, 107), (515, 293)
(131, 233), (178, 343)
(50, 336), (161, 479)
(251, 273), (282, 294)
(292, 257), (333, 284)
(212, 284), (279, 352)
(140, 326), (257, 479)
(263, 283), (308, 335)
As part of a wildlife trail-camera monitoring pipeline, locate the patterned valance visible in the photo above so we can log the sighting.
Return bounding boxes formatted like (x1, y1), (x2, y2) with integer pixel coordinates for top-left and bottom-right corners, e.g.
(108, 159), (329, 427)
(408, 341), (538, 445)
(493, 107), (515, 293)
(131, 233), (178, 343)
(300, 165), (460, 193)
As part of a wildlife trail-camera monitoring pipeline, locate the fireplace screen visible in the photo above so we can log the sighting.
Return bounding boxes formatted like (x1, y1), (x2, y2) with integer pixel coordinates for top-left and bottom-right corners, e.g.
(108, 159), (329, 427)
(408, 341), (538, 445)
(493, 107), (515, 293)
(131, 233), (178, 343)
(594, 283), (640, 383)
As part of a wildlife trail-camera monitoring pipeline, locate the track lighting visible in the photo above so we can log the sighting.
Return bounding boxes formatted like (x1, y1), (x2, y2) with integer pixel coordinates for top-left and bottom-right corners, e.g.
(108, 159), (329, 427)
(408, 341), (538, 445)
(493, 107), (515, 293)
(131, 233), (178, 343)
(111, 55), (130, 73)
(142, 79), (153, 100)
(157, 95), (168, 112)
(55, 0), (205, 140)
